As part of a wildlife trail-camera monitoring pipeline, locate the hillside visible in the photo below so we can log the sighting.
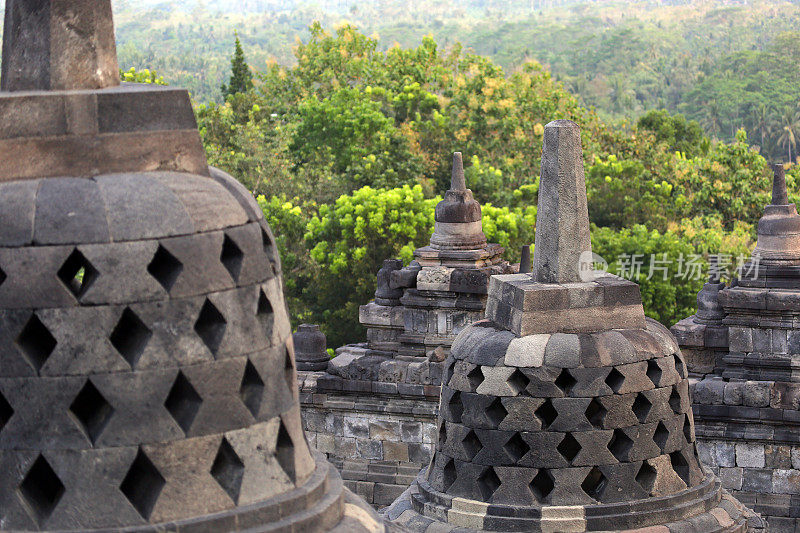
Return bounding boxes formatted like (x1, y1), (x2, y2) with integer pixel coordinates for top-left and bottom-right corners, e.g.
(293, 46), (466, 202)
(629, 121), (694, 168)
(103, 0), (800, 161)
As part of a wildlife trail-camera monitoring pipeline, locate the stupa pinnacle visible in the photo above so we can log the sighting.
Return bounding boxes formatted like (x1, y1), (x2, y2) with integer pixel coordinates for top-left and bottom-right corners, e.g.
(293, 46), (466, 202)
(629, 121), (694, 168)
(386, 120), (760, 532)
(0, 2), (387, 531)
(429, 152), (488, 251)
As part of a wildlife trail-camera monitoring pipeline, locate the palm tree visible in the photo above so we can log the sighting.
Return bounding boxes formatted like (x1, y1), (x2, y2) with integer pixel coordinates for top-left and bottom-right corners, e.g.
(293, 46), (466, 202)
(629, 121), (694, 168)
(773, 107), (800, 163)
(702, 100), (722, 139)
(608, 75), (632, 115)
(750, 103), (772, 151)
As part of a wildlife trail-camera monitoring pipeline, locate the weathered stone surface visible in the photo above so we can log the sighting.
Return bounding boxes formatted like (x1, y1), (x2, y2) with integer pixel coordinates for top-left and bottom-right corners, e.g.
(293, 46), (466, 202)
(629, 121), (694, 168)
(2, 0), (119, 91)
(532, 120), (591, 284)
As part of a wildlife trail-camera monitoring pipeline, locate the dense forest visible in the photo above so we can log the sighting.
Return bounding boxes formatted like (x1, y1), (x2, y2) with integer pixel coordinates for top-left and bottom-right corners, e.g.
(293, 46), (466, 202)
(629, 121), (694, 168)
(101, 0), (800, 162)
(189, 22), (796, 347)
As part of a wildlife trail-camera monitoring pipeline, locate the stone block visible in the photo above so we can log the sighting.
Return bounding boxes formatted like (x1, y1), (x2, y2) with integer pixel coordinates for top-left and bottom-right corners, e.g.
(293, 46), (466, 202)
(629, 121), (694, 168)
(384, 441), (410, 462)
(370, 420), (401, 441)
(719, 467), (743, 491)
(752, 328), (772, 353)
(715, 442), (736, 468)
(503, 334), (548, 368)
(736, 443), (766, 468)
(742, 381), (771, 407)
(773, 469), (800, 495)
(742, 468), (774, 494)
(544, 333), (581, 368)
(723, 381), (744, 406)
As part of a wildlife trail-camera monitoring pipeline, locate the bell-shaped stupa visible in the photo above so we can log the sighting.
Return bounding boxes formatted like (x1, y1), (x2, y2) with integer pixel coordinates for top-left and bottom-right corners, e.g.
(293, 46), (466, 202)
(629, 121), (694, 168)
(385, 120), (760, 532)
(0, 2), (386, 531)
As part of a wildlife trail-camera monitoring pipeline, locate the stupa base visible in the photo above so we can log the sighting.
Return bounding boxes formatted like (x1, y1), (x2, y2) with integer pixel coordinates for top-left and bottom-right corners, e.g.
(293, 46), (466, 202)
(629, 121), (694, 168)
(385, 471), (763, 532)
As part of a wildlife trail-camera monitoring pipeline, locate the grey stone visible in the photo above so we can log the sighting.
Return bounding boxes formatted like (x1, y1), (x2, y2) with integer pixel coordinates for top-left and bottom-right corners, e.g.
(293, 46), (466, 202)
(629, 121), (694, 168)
(34, 178), (110, 245)
(532, 120), (591, 283)
(2, 0), (119, 92)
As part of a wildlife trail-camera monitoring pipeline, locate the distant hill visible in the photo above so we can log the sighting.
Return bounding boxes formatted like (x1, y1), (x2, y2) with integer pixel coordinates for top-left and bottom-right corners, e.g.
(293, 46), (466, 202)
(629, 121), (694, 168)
(5, 0), (792, 159)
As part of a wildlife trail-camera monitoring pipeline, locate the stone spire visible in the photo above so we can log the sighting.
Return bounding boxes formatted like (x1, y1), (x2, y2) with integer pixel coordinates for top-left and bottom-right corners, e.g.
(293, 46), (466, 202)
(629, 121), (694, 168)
(519, 245), (532, 274)
(2, 0), (120, 91)
(772, 163), (788, 206)
(532, 120), (592, 283)
(753, 163), (800, 261)
(429, 152), (488, 251)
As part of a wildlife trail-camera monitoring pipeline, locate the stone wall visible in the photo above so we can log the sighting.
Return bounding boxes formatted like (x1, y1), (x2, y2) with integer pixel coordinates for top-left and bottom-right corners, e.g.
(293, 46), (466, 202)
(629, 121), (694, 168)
(690, 377), (800, 531)
(299, 371), (439, 508)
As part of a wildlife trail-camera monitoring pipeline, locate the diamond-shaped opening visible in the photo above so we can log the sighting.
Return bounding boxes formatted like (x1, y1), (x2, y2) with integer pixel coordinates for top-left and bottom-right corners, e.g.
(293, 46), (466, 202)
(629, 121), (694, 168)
(194, 299), (227, 355)
(442, 458), (457, 491)
(635, 461), (657, 494)
(669, 387), (683, 414)
(164, 371), (202, 434)
(653, 420), (669, 450)
(57, 248), (98, 299)
(210, 438), (245, 504)
(675, 355), (687, 379)
(535, 399), (558, 430)
(557, 433), (581, 463)
(0, 266), (6, 287)
(283, 344), (295, 392)
(646, 359), (663, 387)
(261, 226), (275, 255)
(462, 430), (483, 460)
(147, 245), (183, 293)
(486, 397), (507, 427)
(19, 455), (64, 526)
(448, 391), (464, 423)
(632, 393), (652, 423)
(443, 360), (456, 385)
(683, 413), (694, 443)
(581, 467), (607, 501)
(555, 368), (576, 395)
(221, 234), (244, 283)
(467, 366), (484, 390)
(240, 359), (264, 418)
(16, 314), (57, 374)
(257, 289), (274, 337)
(670, 450), (690, 487)
(530, 469), (554, 502)
(504, 433), (530, 463)
(507, 368), (530, 395)
(585, 398), (606, 428)
(605, 367), (625, 393)
(120, 448), (165, 520)
(275, 420), (296, 483)
(0, 392), (13, 433)
(607, 429), (633, 462)
(110, 308), (152, 369)
(69, 379), (114, 445)
(438, 422), (447, 446)
(477, 467), (501, 501)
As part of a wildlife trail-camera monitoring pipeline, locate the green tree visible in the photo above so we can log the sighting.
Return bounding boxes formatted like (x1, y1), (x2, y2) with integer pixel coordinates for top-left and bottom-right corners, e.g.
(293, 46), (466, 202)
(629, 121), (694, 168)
(221, 33), (253, 99)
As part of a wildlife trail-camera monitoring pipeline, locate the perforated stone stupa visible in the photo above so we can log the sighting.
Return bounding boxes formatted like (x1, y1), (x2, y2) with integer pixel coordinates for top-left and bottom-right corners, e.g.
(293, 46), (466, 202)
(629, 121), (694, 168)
(0, 2), (387, 531)
(385, 120), (760, 532)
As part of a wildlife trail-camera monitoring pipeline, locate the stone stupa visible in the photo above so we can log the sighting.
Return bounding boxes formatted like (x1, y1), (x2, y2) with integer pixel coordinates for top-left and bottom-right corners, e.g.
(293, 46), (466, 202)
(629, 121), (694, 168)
(672, 164), (800, 531)
(385, 120), (761, 532)
(0, 2), (387, 531)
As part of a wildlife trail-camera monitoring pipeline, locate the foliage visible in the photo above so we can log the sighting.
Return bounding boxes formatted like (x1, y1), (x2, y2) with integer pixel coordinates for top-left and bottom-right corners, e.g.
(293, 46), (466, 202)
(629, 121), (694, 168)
(221, 34), (254, 99)
(591, 225), (704, 326)
(636, 110), (708, 158)
(119, 67), (166, 85)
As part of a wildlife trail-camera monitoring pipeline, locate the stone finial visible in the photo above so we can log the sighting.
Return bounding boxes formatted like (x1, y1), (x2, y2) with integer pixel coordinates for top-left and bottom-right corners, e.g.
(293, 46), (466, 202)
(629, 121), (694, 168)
(519, 245), (532, 274)
(428, 151), (487, 251)
(772, 163), (789, 206)
(293, 324), (330, 371)
(532, 120), (592, 283)
(2, 0), (120, 91)
(451, 152), (466, 191)
(375, 258), (404, 305)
